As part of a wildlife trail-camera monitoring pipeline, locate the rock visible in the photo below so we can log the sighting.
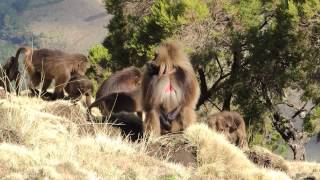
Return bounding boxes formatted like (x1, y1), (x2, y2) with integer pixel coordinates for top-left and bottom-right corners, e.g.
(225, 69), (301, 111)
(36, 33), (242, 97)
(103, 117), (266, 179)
(245, 146), (289, 172)
(147, 133), (197, 167)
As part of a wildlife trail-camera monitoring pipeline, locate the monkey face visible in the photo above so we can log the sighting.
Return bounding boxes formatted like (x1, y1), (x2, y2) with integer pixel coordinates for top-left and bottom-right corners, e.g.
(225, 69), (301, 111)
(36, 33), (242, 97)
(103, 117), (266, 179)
(216, 121), (237, 137)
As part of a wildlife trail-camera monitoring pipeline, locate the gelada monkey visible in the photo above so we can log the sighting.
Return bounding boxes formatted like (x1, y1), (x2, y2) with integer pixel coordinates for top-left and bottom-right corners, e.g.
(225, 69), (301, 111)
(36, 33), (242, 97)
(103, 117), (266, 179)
(14, 46), (88, 99)
(142, 41), (200, 136)
(207, 111), (248, 148)
(93, 66), (142, 116)
(0, 56), (20, 94)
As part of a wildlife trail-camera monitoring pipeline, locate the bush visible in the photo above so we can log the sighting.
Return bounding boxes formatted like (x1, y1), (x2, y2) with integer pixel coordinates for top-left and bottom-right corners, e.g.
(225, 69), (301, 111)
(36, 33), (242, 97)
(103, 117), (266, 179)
(86, 44), (111, 93)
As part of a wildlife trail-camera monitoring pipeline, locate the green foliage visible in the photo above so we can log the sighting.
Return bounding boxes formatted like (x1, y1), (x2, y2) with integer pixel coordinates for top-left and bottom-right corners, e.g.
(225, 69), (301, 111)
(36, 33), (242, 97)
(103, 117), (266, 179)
(103, 0), (208, 70)
(86, 44), (112, 93)
(224, 0), (265, 29)
(304, 106), (320, 135)
(103, 0), (320, 155)
(88, 44), (111, 66)
(145, 0), (208, 35)
(248, 115), (289, 156)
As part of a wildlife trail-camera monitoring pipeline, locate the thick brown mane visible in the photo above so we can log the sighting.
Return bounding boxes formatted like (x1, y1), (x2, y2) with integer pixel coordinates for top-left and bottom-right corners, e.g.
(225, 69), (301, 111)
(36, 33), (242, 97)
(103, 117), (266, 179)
(142, 41), (200, 136)
(207, 111), (248, 148)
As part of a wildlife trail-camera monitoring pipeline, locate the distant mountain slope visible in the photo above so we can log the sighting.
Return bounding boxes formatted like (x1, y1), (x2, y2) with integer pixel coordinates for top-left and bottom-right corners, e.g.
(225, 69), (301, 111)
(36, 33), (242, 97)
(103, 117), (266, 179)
(23, 0), (110, 53)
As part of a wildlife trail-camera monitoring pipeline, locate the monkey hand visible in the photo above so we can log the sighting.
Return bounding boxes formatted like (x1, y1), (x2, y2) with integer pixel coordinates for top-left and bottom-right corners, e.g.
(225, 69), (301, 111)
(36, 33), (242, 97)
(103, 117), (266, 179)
(159, 106), (181, 131)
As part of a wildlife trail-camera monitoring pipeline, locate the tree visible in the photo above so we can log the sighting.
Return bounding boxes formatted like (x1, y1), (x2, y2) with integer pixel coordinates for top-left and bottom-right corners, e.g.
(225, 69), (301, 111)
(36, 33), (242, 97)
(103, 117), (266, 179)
(103, 0), (320, 160)
(86, 44), (112, 92)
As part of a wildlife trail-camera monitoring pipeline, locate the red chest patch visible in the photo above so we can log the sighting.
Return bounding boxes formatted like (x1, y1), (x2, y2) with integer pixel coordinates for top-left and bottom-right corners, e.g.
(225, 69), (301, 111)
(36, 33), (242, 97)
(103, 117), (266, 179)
(165, 83), (174, 93)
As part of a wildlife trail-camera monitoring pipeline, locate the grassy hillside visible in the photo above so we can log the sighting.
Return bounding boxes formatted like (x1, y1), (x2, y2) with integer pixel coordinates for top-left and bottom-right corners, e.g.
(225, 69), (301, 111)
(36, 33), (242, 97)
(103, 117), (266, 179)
(0, 92), (318, 179)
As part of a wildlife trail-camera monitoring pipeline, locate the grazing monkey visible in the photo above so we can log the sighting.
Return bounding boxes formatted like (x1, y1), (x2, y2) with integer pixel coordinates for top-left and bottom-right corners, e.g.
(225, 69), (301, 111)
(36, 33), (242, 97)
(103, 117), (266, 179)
(207, 111), (248, 148)
(65, 73), (93, 107)
(14, 46), (89, 100)
(142, 41), (200, 136)
(0, 56), (20, 95)
(94, 66), (142, 116)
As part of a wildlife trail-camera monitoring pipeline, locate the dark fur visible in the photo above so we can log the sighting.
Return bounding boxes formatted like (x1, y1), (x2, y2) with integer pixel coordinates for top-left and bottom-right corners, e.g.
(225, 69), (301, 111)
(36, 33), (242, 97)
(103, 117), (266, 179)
(14, 46), (88, 100)
(89, 90), (141, 116)
(94, 66), (142, 116)
(105, 112), (144, 142)
(207, 111), (248, 148)
(142, 41), (200, 136)
(65, 73), (93, 106)
(159, 105), (181, 131)
(0, 56), (20, 94)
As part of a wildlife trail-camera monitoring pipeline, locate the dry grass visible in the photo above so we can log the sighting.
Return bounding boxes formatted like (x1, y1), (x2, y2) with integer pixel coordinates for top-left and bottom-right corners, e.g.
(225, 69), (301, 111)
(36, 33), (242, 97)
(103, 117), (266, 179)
(0, 94), (188, 179)
(288, 161), (320, 179)
(0, 94), (318, 179)
(185, 124), (290, 180)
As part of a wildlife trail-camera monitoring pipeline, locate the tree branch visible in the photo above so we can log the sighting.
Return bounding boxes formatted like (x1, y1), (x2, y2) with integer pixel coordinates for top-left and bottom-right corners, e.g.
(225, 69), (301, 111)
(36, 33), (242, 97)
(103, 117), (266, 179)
(261, 83), (309, 160)
(291, 102), (308, 119)
(208, 99), (222, 111)
(196, 70), (231, 109)
(197, 67), (208, 93)
(214, 54), (224, 77)
(259, 12), (274, 30)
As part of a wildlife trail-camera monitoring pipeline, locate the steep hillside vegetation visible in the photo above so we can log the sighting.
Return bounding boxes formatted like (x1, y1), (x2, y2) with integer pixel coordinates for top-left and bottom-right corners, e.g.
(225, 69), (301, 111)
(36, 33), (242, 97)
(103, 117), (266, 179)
(0, 92), (318, 179)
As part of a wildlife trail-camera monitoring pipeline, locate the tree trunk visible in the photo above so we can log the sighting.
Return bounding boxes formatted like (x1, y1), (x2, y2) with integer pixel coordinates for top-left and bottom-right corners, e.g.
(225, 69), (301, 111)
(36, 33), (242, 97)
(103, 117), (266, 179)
(222, 92), (232, 111)
(222, 44), (242, 111)
(196, 68), (209, 109)
(272, 113), (308, 160)
(291, 143), (306, 161)
(261, 83), (308, 161)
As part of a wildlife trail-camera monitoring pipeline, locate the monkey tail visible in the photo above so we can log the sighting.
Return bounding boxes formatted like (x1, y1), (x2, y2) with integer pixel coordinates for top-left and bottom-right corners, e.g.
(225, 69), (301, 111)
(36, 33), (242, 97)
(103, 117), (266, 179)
(15, 46), (29, 62)
(87, 95), (108, 114)
(15, 46), (34, 73)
